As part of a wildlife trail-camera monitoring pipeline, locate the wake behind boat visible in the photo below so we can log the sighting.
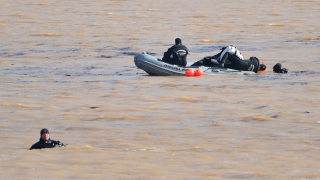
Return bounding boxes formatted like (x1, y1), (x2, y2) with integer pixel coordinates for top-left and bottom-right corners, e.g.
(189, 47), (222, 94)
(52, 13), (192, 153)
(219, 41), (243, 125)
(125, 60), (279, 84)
(134, 52), (256, 76)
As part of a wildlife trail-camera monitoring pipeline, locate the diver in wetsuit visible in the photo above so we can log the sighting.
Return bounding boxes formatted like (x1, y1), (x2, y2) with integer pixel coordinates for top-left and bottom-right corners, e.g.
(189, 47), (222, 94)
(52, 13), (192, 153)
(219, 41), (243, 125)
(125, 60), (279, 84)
(162, 38), (189, 67)
(191, 45), (266, 73)
(30, 128), (66, 150)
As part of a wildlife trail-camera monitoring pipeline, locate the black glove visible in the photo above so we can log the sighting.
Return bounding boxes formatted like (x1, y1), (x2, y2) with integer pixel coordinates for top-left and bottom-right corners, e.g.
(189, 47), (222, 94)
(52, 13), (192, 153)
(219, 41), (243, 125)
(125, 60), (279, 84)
(55, 140), (66, 147)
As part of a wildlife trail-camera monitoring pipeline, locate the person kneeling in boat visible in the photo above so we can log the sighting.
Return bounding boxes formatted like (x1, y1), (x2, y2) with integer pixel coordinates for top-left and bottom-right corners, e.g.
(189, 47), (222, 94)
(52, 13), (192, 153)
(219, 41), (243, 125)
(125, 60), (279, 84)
(162, 38), (189, 67)
(30, 128), (66, 150)
(191, 45), (266, 73)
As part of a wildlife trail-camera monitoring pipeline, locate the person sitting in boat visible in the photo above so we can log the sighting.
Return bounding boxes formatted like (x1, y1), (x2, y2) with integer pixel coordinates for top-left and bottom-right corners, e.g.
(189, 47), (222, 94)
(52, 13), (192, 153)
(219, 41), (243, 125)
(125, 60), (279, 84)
(30, 128), (66, 150)
(191, 45), (266, 73)
(162, 38), (189, 67)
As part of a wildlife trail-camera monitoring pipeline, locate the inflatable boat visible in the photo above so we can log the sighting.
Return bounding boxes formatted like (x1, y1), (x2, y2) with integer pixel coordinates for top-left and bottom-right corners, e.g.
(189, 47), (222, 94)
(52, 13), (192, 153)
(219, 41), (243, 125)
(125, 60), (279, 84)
(134, 52), (256, 76)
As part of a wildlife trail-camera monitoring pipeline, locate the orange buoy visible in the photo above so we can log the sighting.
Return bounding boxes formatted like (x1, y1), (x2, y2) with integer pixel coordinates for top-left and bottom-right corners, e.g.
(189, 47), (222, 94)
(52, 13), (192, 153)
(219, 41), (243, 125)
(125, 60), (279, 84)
(185, 68), (194, 76)
(194, 68), (204, 76)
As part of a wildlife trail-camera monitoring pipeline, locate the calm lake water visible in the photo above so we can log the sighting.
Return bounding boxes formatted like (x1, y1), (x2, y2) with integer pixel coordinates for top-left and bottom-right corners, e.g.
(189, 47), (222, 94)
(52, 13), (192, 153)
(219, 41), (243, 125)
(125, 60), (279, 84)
(1, 0), (320, 179)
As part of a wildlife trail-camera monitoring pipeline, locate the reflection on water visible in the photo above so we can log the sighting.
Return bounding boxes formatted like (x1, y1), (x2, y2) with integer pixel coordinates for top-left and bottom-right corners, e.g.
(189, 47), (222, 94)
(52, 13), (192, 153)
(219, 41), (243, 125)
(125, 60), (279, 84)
(1, 0), (320, 179)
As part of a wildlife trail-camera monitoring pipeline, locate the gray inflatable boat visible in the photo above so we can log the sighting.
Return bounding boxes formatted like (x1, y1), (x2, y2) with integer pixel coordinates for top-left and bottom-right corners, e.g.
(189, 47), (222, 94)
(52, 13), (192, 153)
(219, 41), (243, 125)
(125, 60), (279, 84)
(134, 52), (256, 76)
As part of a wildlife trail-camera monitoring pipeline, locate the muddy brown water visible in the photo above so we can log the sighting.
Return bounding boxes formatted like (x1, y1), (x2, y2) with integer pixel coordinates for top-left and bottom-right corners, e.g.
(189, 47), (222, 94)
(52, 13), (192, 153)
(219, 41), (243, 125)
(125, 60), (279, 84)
(1, 0), (320, 179)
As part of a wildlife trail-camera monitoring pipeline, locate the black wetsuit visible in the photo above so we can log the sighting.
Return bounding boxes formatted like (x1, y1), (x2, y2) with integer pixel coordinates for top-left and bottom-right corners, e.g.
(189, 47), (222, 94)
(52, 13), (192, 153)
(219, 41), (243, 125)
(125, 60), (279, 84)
(162, 44), (188, 66)
(223, 53), (260, 73)
(191, 53), (221, 67)
(30, 138), (66, 150)
(191, 52), (261, 73)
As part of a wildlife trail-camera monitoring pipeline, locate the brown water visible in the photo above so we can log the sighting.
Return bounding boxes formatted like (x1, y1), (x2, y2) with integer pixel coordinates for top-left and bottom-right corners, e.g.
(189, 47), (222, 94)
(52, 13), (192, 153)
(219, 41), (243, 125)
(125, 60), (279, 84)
(1, 0), (320, 179)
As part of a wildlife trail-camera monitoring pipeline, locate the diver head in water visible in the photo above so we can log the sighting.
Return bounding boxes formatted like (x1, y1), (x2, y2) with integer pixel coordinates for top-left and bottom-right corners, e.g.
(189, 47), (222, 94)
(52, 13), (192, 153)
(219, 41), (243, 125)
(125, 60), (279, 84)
(40, 128), (50, 141)
(259, 64), (267, 71)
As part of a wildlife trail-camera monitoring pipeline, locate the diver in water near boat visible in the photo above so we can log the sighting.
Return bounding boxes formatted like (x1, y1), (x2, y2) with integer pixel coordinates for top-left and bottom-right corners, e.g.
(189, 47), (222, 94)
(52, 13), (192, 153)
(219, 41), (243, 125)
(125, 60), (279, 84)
(191, 45), (266, 73)
(162, 38), (189, 67)
(273, 63), (289, 73)
(30, 128), (66, 150)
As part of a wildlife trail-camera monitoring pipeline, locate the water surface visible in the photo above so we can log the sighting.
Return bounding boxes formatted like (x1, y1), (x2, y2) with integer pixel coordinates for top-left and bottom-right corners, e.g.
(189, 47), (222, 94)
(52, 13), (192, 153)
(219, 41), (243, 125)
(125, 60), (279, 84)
(1, 0), (320, 179)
